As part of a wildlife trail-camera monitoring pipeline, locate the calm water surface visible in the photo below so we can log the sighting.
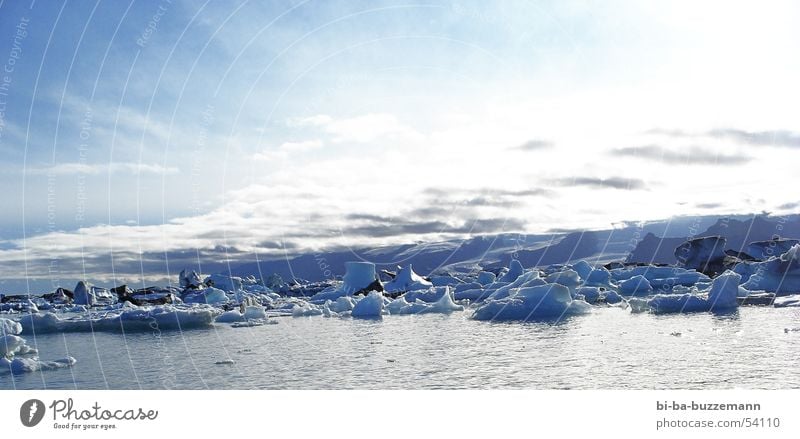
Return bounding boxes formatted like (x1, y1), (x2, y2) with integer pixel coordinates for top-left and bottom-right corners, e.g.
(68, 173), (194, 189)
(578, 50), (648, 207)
(3, 307), (799, 389)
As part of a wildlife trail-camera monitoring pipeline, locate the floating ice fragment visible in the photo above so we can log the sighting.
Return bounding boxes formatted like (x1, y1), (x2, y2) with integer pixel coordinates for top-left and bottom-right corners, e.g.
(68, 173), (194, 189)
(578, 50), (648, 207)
(351, 291), (384, 318)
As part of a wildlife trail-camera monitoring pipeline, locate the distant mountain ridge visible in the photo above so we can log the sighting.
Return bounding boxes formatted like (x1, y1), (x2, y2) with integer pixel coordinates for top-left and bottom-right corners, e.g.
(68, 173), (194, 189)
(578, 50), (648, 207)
(627, 214), (800, 264)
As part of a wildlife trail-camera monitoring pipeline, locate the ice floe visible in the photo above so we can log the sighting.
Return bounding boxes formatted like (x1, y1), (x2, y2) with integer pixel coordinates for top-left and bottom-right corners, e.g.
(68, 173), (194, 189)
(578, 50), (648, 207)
(647, 271), (741, 314)
(739, 244), (800, 295)
(1, 318), (77, 375)
(774, 295), (800, 308)
(618, 275), (653, 296)
(384, 264), (432, 293)
(472, 283), (591, 321)
(182, 286), (228, 305)
(351, 291), (385, 318)
(16, 304), (219, 333)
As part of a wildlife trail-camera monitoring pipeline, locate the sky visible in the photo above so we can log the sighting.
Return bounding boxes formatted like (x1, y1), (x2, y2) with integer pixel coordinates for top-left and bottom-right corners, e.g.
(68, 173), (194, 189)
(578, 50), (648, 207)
(0, 0), (799, 291)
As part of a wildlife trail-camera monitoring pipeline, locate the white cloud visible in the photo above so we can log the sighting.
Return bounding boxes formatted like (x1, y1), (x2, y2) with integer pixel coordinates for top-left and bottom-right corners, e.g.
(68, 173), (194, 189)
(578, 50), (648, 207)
(252, 139), (323, 161)
(24, 162), (180, 175)
(287, 113), (421, 144)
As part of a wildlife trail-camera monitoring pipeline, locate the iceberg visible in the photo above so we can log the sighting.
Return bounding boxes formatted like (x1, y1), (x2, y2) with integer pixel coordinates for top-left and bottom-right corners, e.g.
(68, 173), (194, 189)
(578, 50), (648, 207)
(386, 287), (463, 315)
(647, 271), (741, 314)
(746, 239), (800, 261)
(575, 286), (601, 303)
(73, 281), (96, 306)
(403, 286), (448, 303)
(628, 297), (650, 313)
(584, 268), (613, 286)
(1, 318), (22, 336)
(610, 265), (709, 291)
(384, 264), (432, 293)
(1, 334), (27, 357)
(215, 305), (267, 323)
(572, 260), (593, 280)
(215, 310), (245, 323)
(310, 262), (382, 302)
(179, 269), (205, 289)
(497, 259), (524, 283)
(182, 286), (228, 305)
(292, 303), (323, 317)
(545, 269), (582, 292)
(351, 291), (384, 318)
(472, 283), (591, 321)
(1, 318), (77, 375)
(453, 287), (492, 301)
(477, 271), (496, 286)
(204, 273), (243, 292)
(342, 262), (381, 294)
(424, 287), (463, 313)
(604, 290), (623, 304)
(618, 275), (653, 296)
(243, 305), (267, 320)
(485, 271), (546, 301)
(740, 244), (800, 295)
(675, 236), (728, 275)
(16, 304), (219, 333)
(330, 296), (356, 313)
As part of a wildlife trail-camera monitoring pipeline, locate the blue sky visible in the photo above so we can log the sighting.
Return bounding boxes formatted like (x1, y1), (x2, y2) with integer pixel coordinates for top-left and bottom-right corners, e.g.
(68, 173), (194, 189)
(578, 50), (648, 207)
(1, 0), (799, 290)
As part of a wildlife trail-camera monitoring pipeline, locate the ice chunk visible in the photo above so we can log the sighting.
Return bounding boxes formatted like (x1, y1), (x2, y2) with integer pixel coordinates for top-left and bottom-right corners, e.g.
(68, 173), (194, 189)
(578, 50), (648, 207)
(17, 305), (218, 333)
(204, 273), (243, 292)
(384, 264), (432, 293)
(179, 268), (204, 288)
(385, 296), (411, 314)
(545, 269), (581, 291)
(675, 236), (727, 275)
(182, 286), (228, 305)
(740, 244), (800, 295)
(618, 275), (653, 296)
(746, 239), (800, 261)
(351, 291), (384, 318)
(425, 287), (463, 313)
(292, 303), (323, 317)
(384, 289), (463, 315)
(330, 296), (356, 313)
(243, 305), (266, 320)
(1, 318), (22, 336)
(215, 310), (245, 323)
(485, 271), (545, 301)
(309, 283), (347, 303)
(342, 261), (380, 294)
(604, 290), (623, 304)
(429, 275), (462, 286)
(584, 268), (612, 286)
(1, 356), (77, 375)
(628, 297), (650, 313)
(497, 260), (524, 283)
(472, 283), (591, 321)
(774, 295), (800, 308)
(648, 293), (711, 314)
(1, 334), (27, 357)
(73, 280), (96, 306)
(477, 271), (496, 286)
(572, 260), (593, 280)
(453, 287), (491, 301)
(403, 286), (447, 303)
(648, 271), (741, 314)
(575, 286), (602, 303)
(707, 270), (741, 309)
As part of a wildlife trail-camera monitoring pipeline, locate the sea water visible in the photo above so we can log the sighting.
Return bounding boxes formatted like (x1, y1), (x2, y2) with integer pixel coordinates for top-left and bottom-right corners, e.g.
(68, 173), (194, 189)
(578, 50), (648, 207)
(2, 306), (799, 389)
